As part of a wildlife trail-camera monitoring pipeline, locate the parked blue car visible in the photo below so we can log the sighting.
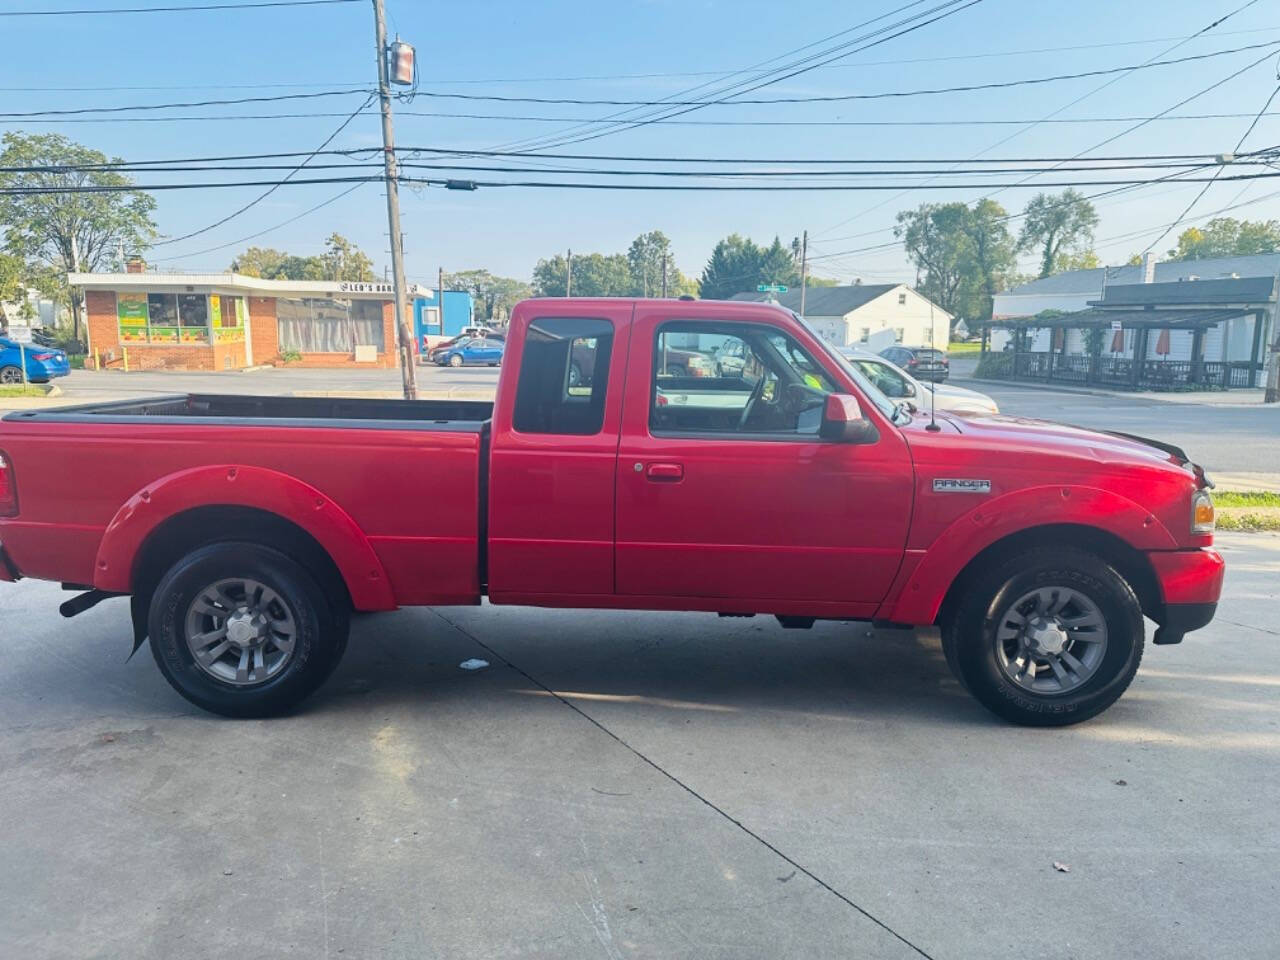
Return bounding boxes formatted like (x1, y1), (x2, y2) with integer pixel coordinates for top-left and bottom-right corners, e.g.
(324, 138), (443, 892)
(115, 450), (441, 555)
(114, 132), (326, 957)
(433, 336), (505, 368)
(0, 337), (71, 384)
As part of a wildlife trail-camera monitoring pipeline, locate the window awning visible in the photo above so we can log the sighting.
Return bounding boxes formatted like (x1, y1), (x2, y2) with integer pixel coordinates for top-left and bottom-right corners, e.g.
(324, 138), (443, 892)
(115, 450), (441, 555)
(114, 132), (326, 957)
(992, 307), (1252, 330)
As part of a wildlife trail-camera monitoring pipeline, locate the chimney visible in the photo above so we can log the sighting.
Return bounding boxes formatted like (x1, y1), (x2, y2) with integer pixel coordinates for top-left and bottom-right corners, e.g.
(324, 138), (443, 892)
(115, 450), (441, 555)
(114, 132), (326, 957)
(1141, 252), (1158, 284)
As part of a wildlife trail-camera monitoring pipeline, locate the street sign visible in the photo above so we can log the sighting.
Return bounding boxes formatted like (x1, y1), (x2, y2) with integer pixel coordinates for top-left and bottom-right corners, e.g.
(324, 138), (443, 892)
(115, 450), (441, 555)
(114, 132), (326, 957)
(1110, 320), (1123, 332)
(757, 284), (788, 293)
(6, 324), (33, 343)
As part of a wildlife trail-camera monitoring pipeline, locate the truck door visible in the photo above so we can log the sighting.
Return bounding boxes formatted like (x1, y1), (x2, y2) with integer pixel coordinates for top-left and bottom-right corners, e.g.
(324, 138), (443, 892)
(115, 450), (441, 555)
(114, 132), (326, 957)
(487, 302), (631, 598)
(614, 306), (913, 614)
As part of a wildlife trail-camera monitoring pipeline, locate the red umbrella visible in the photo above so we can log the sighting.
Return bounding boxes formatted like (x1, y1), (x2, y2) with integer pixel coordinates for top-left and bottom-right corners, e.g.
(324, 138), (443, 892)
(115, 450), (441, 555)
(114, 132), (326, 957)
(1155, 328), (1171, 357)
(1110, 328), (1125, 353)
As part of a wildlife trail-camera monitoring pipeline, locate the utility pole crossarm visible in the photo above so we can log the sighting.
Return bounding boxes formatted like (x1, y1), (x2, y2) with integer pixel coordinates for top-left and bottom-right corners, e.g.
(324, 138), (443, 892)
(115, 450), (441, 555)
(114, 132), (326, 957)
(372, 0), (418, 401)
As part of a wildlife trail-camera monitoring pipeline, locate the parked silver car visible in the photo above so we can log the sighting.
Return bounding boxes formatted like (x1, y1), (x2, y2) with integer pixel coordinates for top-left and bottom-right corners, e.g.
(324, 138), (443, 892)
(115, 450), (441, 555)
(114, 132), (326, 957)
(838, 346), (998, 414)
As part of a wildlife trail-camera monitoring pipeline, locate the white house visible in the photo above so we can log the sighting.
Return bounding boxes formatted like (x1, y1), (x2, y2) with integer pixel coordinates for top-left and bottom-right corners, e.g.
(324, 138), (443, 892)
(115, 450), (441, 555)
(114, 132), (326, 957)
(730, 283), (952, 348)
(991, 251), (1279, 369)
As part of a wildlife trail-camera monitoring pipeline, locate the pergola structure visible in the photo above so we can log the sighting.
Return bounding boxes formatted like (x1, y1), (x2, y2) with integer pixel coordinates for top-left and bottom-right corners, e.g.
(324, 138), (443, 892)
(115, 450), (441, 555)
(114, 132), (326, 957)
(987, 276), (1276, 391)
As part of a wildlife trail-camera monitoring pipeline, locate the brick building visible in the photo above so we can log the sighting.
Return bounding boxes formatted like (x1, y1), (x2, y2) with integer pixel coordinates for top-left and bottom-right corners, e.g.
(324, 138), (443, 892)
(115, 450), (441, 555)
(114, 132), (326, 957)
(69, 272), (429, 371)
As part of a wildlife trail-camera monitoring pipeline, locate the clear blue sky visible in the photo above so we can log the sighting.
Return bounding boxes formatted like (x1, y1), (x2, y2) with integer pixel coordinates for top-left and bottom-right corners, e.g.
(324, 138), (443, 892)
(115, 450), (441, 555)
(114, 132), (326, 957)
(4, 0), (1279, 287)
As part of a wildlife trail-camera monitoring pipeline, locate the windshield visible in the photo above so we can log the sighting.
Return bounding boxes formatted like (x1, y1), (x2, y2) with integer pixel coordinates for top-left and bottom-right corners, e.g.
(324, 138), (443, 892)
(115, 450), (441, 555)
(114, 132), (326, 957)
(791, 313), (900, 420)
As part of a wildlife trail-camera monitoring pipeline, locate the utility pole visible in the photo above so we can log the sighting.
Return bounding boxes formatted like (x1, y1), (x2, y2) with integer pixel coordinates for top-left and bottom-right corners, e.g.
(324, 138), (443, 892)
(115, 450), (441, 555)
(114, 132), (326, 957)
(799, 229), (808, 317)
(1265, 320), (1279, 403)
(661, 253), (668, 298)
(566, 248), (572, 297)
(437, 266), (444, 336)
(69, 232), (83, 343)
(372, 0), (417, 400)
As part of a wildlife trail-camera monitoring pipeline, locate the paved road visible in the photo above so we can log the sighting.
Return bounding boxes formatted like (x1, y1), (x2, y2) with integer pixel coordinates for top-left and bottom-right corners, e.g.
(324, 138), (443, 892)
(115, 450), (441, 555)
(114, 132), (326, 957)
(1, 532), (1276, 959)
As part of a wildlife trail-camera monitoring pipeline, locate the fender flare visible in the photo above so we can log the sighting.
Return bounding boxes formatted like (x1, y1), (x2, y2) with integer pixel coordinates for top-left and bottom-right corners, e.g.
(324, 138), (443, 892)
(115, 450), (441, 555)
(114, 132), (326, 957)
(93, 464), (397, 610)
(880, 483), (1178, 625)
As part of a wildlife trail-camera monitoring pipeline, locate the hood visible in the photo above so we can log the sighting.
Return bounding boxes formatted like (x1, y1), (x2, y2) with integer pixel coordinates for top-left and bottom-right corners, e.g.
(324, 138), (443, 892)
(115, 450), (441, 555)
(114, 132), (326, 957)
(908, 411), (1195, 475)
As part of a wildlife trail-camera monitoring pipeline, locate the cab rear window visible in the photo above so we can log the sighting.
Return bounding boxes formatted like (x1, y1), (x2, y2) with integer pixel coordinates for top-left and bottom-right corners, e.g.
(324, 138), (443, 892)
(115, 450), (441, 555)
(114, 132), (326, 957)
(512, 317), (613, 435)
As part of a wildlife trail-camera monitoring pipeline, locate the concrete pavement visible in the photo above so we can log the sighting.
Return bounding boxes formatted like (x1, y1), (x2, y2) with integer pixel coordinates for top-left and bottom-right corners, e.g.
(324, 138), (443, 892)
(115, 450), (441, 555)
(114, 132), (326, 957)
(0, 532), (1277, 959)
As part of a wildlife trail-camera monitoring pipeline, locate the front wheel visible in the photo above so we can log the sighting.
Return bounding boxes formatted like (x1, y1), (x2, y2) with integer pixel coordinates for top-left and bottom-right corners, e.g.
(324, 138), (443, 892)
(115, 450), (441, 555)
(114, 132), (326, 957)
(148, 542), (349, 718)
(448, 354), (463, 368)
(942, 546), (1144, 726)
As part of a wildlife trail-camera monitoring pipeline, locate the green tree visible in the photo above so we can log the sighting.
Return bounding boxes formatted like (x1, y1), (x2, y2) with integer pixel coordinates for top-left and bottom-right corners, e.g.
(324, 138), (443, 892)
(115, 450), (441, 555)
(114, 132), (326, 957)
(230, 246), (326, 281)
(444, 269), (531, 322)
(697, 234), (801, 300)
(0, 132), (157, 340)
(320, 233), (375, 281)
(896, 202), (972, 316)
(1168, 217), (1280, 260)
(532, 252), (632, 297)
(1018, 188), (1099, 278)
(957, 198), (1017, 324)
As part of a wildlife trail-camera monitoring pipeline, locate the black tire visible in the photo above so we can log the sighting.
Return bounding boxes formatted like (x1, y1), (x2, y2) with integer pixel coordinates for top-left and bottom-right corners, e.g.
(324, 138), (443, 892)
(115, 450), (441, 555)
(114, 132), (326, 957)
(148, 542), (349, 718)
(941, 546), (1144, 726)
(0, 365), (23, 385)
(667, 364), (687, 377)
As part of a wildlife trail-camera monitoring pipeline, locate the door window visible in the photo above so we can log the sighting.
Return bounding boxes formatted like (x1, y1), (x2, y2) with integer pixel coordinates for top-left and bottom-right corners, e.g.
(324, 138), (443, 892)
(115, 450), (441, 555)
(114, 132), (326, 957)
(512, 317), (613, 435)
(650, 322), (835, 437)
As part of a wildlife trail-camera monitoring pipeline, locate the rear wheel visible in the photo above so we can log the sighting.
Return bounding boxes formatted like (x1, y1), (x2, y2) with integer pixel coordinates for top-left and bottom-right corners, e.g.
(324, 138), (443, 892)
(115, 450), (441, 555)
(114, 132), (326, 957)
(148, 542), (348, 718)
(941, 547), (1143, 726)
(0, 365), (22, 384)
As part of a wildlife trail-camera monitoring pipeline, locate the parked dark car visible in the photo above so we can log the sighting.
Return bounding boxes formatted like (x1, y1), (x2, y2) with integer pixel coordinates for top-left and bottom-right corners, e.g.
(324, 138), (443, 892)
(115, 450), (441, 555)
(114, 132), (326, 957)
(879, 345), (949, 382)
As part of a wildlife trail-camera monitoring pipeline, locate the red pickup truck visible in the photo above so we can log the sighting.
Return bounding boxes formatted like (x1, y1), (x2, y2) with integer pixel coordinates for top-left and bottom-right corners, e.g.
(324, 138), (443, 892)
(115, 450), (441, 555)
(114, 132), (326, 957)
(0, 298), (1223, 725)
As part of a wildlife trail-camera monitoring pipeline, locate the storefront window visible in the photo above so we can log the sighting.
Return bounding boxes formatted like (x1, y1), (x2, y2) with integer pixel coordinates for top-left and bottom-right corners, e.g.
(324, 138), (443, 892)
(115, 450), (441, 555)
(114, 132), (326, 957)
(146, 293), (180, 343)
(115, 292), (220, 345)
(211, 295), (247, 343)
(278, 297), (386, 353)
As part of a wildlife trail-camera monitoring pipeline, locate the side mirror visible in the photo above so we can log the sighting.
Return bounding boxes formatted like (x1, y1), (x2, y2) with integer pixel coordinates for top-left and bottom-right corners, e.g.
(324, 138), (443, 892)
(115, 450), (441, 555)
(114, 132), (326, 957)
(819, 394), (879, 444)
(904, 381), (917, 398)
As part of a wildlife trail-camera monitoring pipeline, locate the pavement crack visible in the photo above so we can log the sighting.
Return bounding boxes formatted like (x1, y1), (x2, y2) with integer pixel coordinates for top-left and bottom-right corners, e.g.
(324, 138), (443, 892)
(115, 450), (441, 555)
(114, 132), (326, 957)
(429, 609), (937, 960)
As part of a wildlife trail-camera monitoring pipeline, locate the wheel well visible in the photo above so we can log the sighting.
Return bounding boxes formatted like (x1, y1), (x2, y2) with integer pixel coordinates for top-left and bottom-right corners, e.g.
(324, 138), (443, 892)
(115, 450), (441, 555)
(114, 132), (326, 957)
(130, 505), (351, 610)
(936, 524), (1162, 628)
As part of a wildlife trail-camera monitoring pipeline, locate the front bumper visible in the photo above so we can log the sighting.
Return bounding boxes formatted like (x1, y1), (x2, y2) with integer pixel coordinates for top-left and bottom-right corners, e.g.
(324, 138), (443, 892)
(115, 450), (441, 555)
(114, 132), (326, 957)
(1148, 548), (1224, 644)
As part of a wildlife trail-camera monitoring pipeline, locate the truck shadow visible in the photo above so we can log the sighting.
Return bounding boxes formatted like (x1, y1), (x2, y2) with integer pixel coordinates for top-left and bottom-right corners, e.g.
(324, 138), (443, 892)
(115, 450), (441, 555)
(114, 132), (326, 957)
(310, 605), (986, 726)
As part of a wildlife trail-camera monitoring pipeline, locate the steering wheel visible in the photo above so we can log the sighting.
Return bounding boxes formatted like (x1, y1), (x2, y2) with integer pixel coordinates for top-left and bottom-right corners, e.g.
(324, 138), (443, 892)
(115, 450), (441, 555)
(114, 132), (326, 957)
(737, 375), (769, 431)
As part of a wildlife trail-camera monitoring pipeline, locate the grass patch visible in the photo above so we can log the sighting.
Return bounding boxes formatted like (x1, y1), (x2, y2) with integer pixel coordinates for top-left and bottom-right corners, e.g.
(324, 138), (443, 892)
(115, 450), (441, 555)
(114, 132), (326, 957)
(0, 384), (48, 397)
(947, 340), (982, 355)
(1212, 490), (1280, 508)
(1216, 510), (1280, 532)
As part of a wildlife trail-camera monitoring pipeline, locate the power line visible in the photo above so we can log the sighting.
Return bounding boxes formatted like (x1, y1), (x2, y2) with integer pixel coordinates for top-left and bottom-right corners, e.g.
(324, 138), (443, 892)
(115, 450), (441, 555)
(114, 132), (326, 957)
(149, 182), (368, 263)
(7, 25), (1280, 91)
(1137, 77), (1280, 257)
(149, 93), (375, 246)
(811, 0), (1269, 239)
(8, 145), (1257, 170)
(0, 89), (372, 118)
(496, 0), (971, 154)
(0, 0), (359, 15)
(416, 40), (1280, 108)
(16, 108), (1280, 128)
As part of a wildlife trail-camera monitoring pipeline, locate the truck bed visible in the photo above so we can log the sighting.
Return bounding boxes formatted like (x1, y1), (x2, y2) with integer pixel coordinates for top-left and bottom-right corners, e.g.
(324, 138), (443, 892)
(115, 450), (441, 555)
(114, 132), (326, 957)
(3, 392), (494, 426)
(0, 393), (490, 606)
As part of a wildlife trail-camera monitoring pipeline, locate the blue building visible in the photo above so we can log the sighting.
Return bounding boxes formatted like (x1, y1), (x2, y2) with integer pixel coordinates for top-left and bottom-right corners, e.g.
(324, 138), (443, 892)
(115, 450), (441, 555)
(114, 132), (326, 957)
(413, 289), (474, 349)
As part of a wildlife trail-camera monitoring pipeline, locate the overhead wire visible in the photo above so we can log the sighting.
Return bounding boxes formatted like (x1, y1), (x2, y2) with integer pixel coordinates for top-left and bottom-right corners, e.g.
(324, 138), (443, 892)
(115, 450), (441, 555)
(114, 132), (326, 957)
(0, 0), (360, 15)
(148, 93), (376, 246)
(413, 40), (1280, 109)
(494, 0), (967, 154)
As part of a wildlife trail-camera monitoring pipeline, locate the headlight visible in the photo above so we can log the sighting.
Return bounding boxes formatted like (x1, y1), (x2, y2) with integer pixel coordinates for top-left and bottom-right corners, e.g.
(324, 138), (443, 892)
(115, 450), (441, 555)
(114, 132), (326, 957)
(1191, 489), (1215, 535)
